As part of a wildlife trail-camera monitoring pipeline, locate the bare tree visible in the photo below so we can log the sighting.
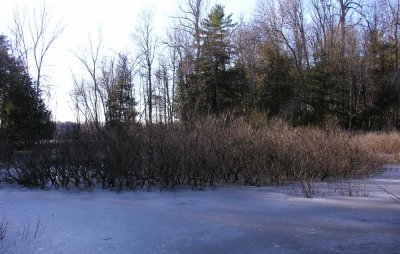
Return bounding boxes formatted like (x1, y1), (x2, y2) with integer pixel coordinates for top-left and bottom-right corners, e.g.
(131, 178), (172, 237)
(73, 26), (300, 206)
(335, 0), (363, 129)
(10, 3), (64, 95)
(165, 29), (182, 122)
(284, 0), (310, 69)
(132, 9), (158, 124)
(387, 0), (400, 70)
(255, 0), (309, 68)
(310, 0), (338, 63)
(155, 56), (173, 123)
(234, 21), (262, 110)
(174, 0), (208, 68)
(166, 0), (208, 121)
(72, 30), (105, 128)
(254, 0), (310, 121)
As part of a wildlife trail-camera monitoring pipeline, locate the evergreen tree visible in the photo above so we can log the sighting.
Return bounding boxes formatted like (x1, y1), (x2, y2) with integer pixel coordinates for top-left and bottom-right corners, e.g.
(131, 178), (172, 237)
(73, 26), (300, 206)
(105, 54), (137, 126)
(240, 41), (294, 118)
(363, 27), (399, 129)
(194, 4), (246, 115)
(0, 35), (54, 147)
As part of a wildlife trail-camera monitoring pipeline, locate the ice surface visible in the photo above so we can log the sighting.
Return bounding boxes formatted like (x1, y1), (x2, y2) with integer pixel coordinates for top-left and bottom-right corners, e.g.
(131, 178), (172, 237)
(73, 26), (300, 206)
(0, 167), (399, 254)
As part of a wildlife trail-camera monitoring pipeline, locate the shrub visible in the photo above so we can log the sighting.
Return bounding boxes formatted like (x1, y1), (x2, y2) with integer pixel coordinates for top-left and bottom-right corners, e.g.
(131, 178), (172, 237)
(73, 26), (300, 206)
(7, 116), (386, 192)
(353, 132), (400, 163)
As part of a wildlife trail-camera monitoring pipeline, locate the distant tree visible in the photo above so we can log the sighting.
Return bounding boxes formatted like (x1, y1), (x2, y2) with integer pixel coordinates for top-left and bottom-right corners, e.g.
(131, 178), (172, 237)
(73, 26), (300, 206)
(132, 9), (158, 124)
(0, 35), (54, 147)
(171, 0), (208, 122)
(192, 4), (245, 115)
(105, 54), (137, 126)
(72, 30), (105, 128)
(154, 57), (173, 123)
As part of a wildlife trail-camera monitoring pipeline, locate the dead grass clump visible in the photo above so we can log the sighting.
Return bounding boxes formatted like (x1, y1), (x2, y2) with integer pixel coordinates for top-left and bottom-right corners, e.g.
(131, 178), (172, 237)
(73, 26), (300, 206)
(353, 132), (400, 163)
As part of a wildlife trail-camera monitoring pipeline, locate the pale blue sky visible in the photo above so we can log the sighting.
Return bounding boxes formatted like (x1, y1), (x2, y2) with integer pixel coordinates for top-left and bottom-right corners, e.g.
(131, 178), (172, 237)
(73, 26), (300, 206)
(0, 0), (256, 121)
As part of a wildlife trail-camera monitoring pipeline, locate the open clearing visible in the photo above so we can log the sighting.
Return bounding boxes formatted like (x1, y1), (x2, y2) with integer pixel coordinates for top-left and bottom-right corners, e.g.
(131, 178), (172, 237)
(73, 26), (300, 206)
(0, 166), (399, 254)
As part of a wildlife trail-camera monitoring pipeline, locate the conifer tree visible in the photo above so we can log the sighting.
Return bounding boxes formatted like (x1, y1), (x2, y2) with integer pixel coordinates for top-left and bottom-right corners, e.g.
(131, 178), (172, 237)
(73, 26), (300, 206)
(105, 54), (137, 126)
(0, 35), (53, 147)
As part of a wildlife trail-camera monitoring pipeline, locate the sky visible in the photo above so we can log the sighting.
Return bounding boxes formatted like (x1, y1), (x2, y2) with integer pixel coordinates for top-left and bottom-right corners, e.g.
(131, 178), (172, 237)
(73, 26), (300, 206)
(0, 0), (257, 122)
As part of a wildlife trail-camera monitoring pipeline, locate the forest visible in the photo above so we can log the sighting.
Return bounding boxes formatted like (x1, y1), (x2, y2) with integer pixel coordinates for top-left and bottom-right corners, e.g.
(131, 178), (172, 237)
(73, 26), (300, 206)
(65, 0), (400, 131)
(0, 0), (400, 192)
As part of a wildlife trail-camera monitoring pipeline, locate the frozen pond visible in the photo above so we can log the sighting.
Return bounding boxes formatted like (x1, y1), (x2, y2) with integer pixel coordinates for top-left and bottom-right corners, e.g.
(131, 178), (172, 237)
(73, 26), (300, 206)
(0, 166), (399, 253)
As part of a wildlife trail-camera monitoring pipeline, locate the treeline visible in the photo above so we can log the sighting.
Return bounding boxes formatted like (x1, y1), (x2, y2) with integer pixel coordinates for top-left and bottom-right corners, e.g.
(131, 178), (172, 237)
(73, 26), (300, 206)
(72, 0), (400, 130)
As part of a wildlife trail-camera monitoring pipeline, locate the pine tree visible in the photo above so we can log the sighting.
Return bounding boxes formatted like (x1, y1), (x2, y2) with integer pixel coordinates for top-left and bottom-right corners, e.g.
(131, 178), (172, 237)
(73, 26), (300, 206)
(0, 35), (54, 147)
(194, 4), (246, 114)
(105, 54), (137, 126)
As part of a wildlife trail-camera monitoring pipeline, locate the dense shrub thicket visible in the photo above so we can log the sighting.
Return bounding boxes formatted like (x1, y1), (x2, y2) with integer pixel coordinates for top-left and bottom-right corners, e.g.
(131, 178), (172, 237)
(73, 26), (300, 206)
(5, 117), (384, 190)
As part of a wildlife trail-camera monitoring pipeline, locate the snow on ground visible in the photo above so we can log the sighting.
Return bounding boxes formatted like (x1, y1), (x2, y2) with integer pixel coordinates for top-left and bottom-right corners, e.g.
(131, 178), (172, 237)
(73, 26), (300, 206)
(0, 167), (399, 254)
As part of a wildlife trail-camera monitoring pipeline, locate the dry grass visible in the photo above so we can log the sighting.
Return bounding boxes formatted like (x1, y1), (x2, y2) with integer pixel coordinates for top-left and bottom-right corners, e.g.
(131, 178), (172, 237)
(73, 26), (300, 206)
(353, 132), (400, 163)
